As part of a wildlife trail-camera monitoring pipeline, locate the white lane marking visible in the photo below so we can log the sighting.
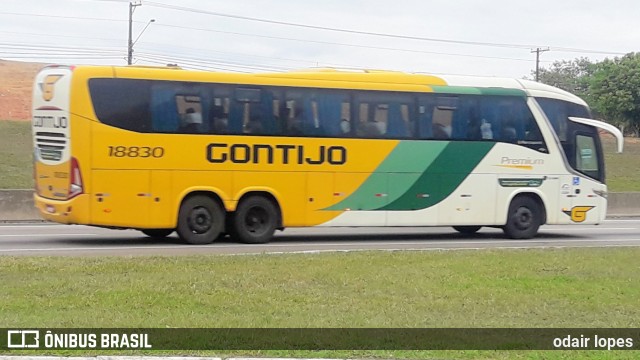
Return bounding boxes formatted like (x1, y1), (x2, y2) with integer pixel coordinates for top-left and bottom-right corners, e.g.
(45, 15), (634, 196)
(0, 225), (72, 228)
(541, 227), (637, 231)
(1, 238), (640, 254)
(0, 233), (97, 238)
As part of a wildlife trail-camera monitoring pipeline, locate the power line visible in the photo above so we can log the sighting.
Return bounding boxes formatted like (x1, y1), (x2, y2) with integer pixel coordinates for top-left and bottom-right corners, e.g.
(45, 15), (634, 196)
(1, 2), (628, 75)
(0, 7), (625, 62)
(0, 17), (538, 64)
(144, 1), (540, 50)
(143, 1), (629, 56)
(0, 11), (126, 22)
(152, 23), (537, 63)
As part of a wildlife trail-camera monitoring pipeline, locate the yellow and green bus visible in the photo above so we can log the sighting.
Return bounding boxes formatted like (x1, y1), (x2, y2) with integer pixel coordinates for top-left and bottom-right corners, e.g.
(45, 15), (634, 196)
(32, 65), (623, 244)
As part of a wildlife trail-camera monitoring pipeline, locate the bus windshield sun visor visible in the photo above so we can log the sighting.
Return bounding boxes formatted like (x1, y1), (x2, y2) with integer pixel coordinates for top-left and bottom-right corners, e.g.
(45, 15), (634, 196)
(568, 117), (624, 153)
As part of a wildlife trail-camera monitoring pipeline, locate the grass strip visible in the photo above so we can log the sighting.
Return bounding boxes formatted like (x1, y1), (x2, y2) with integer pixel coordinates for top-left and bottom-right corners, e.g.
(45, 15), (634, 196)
(1, 248), (639, 359)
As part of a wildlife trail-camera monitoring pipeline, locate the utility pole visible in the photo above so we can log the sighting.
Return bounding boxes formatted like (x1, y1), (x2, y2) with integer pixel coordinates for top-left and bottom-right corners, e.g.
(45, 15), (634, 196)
(531, 47), (550, 81)
(127, 1), (142, 65)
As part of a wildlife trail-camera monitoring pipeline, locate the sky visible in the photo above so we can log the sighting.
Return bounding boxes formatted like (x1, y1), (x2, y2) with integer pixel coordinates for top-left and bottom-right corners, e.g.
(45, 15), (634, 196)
(1, 0), (638, 78)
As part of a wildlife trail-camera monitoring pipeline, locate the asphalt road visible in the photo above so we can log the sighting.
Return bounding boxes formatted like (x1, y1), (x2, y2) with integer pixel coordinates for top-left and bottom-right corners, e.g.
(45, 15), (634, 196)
(0, 219), (639, 256)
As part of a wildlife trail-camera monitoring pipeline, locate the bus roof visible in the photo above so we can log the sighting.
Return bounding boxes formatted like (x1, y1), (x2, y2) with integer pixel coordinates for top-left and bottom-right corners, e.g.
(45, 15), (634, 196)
(70, 65), (588, 106)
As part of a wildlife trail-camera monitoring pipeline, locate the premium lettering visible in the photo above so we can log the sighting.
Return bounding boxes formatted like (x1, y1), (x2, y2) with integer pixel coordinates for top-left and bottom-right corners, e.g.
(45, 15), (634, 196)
(501, 156), (544, 165)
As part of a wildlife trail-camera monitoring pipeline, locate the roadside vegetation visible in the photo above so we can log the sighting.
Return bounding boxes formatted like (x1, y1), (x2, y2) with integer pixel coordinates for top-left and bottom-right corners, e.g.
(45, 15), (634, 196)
(603, 135), (640, 191)
(0, 120), (32, 189)
(1, 248), (639, 359)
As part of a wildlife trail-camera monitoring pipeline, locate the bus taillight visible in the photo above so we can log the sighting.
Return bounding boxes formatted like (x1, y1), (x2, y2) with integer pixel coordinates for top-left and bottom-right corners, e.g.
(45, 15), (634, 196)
(68, 157), (84, 199)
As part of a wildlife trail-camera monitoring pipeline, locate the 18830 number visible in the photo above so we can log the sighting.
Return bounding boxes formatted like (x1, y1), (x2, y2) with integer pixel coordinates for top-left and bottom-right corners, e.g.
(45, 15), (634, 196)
(108, 146), (165, 158)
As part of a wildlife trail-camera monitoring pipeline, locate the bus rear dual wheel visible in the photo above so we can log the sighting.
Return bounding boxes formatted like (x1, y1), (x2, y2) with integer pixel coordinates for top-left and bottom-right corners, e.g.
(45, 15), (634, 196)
(229, 196), (279, 244)
(176, 194), (278, 245)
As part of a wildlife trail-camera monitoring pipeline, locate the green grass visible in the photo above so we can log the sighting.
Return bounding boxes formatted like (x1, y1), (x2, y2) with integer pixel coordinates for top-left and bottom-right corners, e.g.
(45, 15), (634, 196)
(1, 120), (639, 191)
(1, 248), (639, 358)
(0, 120), (33, 189)
(603, 136), (640, 191)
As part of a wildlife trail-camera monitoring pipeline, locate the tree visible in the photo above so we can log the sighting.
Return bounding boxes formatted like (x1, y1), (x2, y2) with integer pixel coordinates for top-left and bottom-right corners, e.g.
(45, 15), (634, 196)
(534, 57), (595, 100)
(589, 52), (640, 136)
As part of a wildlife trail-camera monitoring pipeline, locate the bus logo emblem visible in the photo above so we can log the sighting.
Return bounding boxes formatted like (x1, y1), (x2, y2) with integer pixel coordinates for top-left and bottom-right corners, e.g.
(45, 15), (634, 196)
(563, 206), (594, 223)
(40, 75), (63, 101)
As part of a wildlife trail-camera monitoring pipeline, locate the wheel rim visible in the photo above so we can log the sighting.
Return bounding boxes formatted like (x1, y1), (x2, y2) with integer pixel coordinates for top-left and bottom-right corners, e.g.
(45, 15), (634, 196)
(188, 206), (213, 234)
(514, 206), (533, 230)
(244, 206), (270, 235)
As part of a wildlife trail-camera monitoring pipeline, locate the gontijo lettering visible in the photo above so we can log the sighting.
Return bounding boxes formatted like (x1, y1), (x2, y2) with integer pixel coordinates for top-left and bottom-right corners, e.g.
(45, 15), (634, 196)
(206, 143), (347, 165)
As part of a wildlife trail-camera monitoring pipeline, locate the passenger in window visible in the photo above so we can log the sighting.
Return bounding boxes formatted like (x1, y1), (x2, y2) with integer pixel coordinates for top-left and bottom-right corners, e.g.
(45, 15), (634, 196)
(180, 108), (203, 133)
(502, 126), (517, 143)
(287, 108), (303, 135)
(340, 118), (351, 135)
(480, 119), (493, 139)
(525, 124), (542, 141)
(211, 105), (228, 134)
(432, 122), (452, 139)
(245, 116), (263, 134)
(501, 119), (518, 143)
(466, 118), (482, 140)
(358, 121), (380, 137)
(373, 119), (386, 135)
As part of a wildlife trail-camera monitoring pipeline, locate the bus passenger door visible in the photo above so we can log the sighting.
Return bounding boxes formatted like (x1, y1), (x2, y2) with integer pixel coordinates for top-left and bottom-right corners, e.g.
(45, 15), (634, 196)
(91, 170), (150, 227)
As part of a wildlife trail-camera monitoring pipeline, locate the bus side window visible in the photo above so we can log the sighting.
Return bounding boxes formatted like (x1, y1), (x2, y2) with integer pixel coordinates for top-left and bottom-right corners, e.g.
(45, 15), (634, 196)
(417, 99), (434, 139)
(229, 87), (277, 135)
(210, 97), (229, 134)
(311, 92), (347, 137)
(432, 97), (457, 139)
(286, 92), (334, 137)
(284, 98), (303, 135)
(176, 95), (203, 134)
(340, 102), (351, 136)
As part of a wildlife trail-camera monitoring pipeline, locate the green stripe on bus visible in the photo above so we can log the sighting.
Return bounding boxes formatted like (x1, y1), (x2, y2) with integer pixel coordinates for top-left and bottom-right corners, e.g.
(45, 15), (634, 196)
(324, 141), (494, 212)
(324, 141), (448, 211)
(430, 86), (526, 97)
(381, 141), (495, 210)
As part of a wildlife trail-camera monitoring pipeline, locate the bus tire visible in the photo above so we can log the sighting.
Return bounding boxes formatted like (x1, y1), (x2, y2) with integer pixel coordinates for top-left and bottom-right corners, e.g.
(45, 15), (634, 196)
(230, 195), (278, 244)
(141, 228), (174, 238)
(177, 195), (225, 245)
(502, 195), (542, 239)
(453, 226), (482, 234)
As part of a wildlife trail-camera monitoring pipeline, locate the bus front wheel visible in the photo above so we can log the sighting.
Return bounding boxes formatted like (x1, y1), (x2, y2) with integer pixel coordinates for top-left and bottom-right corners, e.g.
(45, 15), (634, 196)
(230, 195), (278, 244)
(502, 196), (542, 239)
(177, 195), (225, 245)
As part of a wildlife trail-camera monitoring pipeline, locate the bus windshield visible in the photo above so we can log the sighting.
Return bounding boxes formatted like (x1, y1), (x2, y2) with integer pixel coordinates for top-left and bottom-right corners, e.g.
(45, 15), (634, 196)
(535, 97), (605, 183)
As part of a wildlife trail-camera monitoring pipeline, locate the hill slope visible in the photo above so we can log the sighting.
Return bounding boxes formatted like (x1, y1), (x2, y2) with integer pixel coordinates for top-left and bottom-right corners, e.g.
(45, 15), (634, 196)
(0, 59), (46, 121)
